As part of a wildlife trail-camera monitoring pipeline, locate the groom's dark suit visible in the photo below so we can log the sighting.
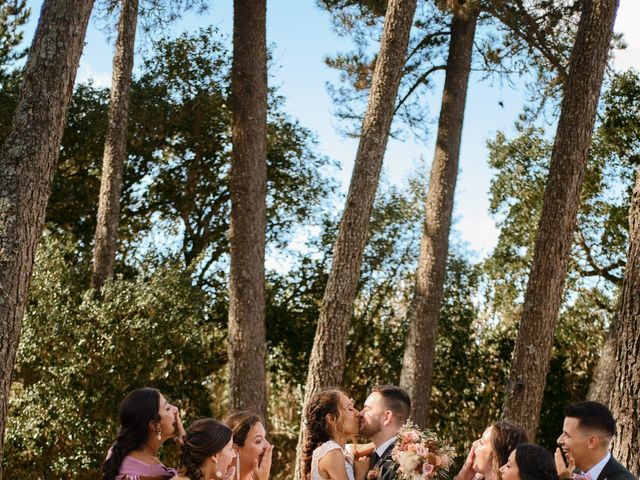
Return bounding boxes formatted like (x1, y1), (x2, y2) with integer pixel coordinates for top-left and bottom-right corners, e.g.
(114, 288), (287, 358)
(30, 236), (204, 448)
(370, 440), (396, 480)
(595, 456), (636, 480)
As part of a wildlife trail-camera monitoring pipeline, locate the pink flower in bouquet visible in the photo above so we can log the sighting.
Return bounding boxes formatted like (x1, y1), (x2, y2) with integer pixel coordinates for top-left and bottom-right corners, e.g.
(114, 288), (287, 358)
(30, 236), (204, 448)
(405, 431), (419, 442)
(415, 444), (428, 457)
(391, 421), (455, 480)
(367, 468), (380, 479)
(422, 463), (435, 476)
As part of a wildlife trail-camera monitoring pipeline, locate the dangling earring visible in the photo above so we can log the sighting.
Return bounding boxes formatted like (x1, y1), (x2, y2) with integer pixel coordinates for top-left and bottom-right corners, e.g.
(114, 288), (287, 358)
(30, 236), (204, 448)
(211, 457), (223, 479)
(155, 425), (162, 441)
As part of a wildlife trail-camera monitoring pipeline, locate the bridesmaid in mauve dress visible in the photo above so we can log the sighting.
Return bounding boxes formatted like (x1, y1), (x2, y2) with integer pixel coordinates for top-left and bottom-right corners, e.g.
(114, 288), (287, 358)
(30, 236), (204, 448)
(102, 387), (186, 480)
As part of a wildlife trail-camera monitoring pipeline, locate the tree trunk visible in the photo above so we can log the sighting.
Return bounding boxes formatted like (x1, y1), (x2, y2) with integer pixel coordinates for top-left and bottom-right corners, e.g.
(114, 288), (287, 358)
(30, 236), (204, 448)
(501, 0), (620, 440)
(91, 0), (139, 293)
(586, 320), (616, 406)
(0, 0), (95, 474)
(294, 0), (418, 477)
(399, 9), (477, 428)
(610, 167), (640, 477)
(227, 0), (268, 424)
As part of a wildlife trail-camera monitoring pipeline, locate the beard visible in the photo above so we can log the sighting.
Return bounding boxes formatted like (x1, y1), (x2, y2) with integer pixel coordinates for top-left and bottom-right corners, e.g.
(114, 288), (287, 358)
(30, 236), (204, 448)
(359, 416), (382, 439)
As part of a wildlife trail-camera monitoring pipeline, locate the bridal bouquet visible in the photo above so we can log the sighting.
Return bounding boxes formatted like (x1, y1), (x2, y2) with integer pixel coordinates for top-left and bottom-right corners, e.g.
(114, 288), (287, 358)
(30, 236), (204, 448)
(390, 421), (455, 480)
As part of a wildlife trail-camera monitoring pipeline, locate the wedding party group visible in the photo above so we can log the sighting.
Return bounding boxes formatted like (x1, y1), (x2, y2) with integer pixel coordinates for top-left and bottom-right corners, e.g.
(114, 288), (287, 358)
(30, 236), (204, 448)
(101, 386), (637, 480)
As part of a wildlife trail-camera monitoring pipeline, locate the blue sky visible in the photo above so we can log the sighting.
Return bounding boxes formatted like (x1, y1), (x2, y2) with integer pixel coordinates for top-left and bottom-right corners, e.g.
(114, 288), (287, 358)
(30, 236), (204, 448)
(22, 0), (640, 261)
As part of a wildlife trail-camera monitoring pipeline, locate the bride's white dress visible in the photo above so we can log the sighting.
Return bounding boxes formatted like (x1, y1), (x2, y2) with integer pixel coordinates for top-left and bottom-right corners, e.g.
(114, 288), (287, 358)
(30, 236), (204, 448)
(311, 440), (355, 480)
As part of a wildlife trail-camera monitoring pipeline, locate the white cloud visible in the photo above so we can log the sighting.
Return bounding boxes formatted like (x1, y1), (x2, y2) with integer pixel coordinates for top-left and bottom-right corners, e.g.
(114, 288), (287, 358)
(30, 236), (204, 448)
(457, 215), (500, 259)
(613, 0), (640, 71)
(75, 62), (112, 88)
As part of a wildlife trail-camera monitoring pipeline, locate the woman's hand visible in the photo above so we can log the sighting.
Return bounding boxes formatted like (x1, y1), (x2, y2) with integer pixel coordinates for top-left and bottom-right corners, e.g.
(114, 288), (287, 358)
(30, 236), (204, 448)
(252, 444), (274, 480)
(455, 443), (478, 480)
(353, 442), (375, 459)
(173, 408), (186, 446)
(555, 448), (575, 480)
(222, 466), (236, 480)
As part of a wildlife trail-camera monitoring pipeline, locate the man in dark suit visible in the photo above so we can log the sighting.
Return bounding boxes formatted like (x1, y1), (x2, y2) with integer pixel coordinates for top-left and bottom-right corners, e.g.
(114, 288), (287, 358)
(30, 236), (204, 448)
(556, 401), (636, 480)
(359, 385), (411, 480)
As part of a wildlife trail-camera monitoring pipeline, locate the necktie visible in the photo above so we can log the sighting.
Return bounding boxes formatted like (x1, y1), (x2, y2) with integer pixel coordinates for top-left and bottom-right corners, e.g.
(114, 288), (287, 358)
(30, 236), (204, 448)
(370, 452), (380, 468)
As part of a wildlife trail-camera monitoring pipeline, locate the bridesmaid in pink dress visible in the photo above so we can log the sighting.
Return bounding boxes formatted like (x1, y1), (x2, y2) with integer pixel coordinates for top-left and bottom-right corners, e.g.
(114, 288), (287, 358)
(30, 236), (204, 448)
(102, 388), (186, 480)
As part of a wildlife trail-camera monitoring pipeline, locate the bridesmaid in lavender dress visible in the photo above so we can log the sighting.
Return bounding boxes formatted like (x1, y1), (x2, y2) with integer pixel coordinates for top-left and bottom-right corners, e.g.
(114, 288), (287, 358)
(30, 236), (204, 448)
(102, 388), (186, 480)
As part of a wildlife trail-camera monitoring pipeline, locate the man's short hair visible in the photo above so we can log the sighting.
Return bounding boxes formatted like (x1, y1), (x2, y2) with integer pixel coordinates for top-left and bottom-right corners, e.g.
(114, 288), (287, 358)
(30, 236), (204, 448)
(564, 401), (616, 437)
(372, 385), (411, 425)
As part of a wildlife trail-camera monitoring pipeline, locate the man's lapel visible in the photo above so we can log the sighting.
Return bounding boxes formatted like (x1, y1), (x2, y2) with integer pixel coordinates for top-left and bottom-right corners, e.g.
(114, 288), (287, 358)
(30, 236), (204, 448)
(597, 455), (625, 480)
(378, 441), (396, 464)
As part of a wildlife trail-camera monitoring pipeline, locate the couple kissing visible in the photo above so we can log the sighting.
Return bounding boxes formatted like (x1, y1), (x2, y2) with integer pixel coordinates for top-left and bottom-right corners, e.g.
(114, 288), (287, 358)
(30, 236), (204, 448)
(303, 385), (411, 480)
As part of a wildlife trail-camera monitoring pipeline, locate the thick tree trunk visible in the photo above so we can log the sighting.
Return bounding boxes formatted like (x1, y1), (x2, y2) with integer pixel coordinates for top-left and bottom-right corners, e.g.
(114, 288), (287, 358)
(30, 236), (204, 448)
(227, 0), (268, 424)
(91, 0), (139, 293)
(399, 10), (477, 428)
(294, 0), (418, 478)
(610, 167), (640, 477)
(0, 0), (95, 474)
(586, 320), (616, 406)
(501, 0), (619, 440)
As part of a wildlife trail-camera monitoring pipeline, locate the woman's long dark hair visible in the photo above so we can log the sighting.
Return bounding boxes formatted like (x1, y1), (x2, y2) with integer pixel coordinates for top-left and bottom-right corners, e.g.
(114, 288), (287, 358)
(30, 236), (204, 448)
(302, 389), (343, 480)
(179, 418), (233, 480)
(515, 444), (559, 480)
(102, 387), (161, 480)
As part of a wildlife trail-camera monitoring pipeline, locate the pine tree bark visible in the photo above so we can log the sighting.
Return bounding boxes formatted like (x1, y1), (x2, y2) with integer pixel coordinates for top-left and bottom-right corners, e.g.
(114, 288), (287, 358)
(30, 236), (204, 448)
(399, 9), (477, 428)
(586, 320), (616, 406)
(610, 167), (640, 477)
(91, 0), (139, 293)
(501, 0), (620, 440)
(0, 0), (95, 474)
(228, 0), (268, 424)
(294, 0), (418, 477)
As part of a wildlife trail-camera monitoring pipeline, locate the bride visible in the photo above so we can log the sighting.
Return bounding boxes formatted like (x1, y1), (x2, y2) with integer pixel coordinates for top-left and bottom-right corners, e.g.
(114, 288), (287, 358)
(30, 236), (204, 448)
(302, 389), (368, 480)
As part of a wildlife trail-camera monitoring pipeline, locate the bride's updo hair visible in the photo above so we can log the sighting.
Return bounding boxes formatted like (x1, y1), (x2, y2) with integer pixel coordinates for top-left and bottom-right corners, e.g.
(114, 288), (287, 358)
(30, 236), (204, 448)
(179, 418), (232, 480)
(302, 389), (344, 479)
(223, 410), (261, 447)
(490, 421), (529, 475)
(515, 444), (558, 480)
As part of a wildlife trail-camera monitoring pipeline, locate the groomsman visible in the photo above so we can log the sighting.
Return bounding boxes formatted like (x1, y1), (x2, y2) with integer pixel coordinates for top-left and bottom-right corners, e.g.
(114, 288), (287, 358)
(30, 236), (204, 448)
(359, 385), (411, 480)
(556, 401), (637, 480)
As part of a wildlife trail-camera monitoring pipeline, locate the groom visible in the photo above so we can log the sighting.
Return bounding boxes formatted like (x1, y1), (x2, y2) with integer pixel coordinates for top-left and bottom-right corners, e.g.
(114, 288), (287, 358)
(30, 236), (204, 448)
(359, 385), (411, 480)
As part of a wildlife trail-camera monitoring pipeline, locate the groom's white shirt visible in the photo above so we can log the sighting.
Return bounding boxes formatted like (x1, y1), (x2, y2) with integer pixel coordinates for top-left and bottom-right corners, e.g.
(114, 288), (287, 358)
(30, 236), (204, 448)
(375, 436), (397, 457)
(585, 451), (611, 480)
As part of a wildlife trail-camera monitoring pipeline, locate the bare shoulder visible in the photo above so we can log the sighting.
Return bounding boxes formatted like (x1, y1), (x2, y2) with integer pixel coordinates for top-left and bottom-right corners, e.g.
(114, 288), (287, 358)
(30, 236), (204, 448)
(318, 446), (346, 464)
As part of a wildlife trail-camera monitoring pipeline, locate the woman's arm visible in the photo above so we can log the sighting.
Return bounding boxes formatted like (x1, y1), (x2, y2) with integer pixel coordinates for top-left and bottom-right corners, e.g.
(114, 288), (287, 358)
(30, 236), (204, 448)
(352, 442), (375, 459)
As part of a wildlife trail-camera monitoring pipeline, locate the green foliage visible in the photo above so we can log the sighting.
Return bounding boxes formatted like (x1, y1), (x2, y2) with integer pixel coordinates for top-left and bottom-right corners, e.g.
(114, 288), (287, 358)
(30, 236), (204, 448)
(6, 234), (226, 479)
(485, 70), (640, 317)
(46, 83), (110, 248)
(0, 0), (28, 75)
(481, 70), (640, 448)
(320, 0), (580, 139)
(42, 27), (336, 281)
